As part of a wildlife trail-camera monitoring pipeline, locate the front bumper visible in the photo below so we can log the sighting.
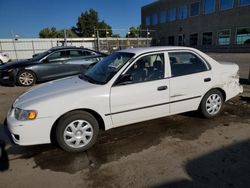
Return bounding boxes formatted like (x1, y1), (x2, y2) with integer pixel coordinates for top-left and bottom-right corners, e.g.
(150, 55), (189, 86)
(0, 70), (16, 85)
(6, 108), (56, 146)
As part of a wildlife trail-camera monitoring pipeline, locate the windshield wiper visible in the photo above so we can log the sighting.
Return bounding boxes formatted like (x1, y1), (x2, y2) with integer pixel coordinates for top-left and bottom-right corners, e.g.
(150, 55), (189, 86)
(79, 74), (103, 85)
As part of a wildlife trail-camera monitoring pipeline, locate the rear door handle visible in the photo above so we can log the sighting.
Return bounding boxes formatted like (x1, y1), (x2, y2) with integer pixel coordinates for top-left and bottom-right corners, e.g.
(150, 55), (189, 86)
(157, 86), (168, 91)
(204, 78), (211, 82)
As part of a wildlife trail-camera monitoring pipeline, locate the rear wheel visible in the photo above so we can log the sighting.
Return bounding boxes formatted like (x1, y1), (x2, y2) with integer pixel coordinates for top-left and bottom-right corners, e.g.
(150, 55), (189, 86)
(200, 89), (224, 118)
(55, 111), (99, 152)
(17, 70), (36, 86)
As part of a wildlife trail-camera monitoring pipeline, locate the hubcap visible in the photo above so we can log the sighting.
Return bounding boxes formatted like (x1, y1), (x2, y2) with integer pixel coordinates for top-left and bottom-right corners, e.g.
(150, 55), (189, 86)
(206, 94), (222, 115)
(19, 72), (34, 86)
(63, 120), (93, 148)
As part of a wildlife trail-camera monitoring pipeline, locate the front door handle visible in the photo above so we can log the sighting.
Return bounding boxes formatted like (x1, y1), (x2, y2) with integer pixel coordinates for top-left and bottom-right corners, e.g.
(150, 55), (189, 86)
(204, 78), (211, 82)
(157, 86), (168, 91)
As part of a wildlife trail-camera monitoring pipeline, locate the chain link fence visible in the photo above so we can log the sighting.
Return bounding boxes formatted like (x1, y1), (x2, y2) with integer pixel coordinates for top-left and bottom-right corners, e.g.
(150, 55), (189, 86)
(0, 38), (152, 60)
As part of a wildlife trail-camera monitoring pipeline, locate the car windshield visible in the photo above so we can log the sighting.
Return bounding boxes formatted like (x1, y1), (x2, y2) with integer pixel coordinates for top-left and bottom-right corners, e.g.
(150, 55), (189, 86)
(32, 50), (51, 61)
(82, 52), (134, 84)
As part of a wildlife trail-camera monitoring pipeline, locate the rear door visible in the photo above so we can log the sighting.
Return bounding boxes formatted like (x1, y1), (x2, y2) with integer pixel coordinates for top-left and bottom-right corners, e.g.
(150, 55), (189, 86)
(110, 52), (170, 127)
(167, 50), (213, 114)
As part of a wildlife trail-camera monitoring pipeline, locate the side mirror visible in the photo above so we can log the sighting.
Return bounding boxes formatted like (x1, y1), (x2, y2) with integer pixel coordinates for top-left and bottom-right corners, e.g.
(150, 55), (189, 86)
(115, 74), (133, 85)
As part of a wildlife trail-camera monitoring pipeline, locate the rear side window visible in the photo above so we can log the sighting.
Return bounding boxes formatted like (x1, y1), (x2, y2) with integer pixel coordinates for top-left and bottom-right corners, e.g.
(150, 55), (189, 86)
(82, 50), (96, 56)
(169, 52), (208, 77)
(69, 50), (83, 57)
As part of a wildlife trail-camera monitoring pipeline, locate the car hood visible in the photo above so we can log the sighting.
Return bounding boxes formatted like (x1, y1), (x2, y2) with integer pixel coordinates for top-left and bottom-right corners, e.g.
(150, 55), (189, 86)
(13, 76), (96, 108)
(0, 59), (32, 70)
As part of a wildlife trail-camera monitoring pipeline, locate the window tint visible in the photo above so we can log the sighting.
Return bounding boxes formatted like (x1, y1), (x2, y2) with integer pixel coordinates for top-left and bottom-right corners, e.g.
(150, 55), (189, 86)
(168, 36), (175, 45)
(145, 16), (151, 26)
(190, 33), (198, 46)
(239, 0), (250, 6)
(69, 50), (83, 57)
(47, 51), (68, 61)
(179, 4), (188, 19)
(236, 27), (250, 45)
(204, 0), (216, 14)
(220, 0), (234, 10)
(190, 2), (200, 16)
(125, 54), (165, 83)
(83, 50), (95, 56)
(168, 8), (176, 22)
(202, 32), (213, 45)
(169, 52), (208, 77)
(218, 30), (230, 45)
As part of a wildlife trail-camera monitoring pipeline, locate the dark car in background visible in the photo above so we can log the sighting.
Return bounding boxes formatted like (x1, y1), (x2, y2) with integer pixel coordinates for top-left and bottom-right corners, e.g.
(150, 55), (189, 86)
(0, 46), (106, 86)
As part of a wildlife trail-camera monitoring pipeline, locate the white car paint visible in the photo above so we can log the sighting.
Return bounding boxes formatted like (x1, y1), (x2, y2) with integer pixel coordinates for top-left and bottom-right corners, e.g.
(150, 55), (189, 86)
(7, 47), (243, 146)
(0, 52), (10, 64)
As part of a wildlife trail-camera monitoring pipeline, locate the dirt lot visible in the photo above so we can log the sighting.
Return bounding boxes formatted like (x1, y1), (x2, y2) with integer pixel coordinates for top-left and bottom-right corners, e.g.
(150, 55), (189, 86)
(0, 53), (250, 188)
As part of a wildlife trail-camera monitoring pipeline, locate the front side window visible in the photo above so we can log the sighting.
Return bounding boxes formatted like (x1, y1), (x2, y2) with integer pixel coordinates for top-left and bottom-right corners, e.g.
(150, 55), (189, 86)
(179, 4), (188, 19)
(169, 52), (208, 77)
(218, 30), (231, 45)
(190, 33), (198, 46)
(160, 11), (167, 23)
(202, 32), (213, 45)
(168, 8), (176, 22)
(190, 2), (200, 16)
(145, 16), (151, 26)
(84, 52), (134, 84)
(124, 53), (165, 84)
(239, 0), (250, 6)
(236, 27), (250, 45)
(204, 0), (216, 14)
(220, 0), (234, 10)
(152, 14), (158, 25)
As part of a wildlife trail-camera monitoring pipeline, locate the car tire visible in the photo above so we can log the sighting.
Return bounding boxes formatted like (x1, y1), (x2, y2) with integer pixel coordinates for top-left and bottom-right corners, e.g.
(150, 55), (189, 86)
(199, 89), (224, 118)
(0, 60), (3, 65)
(55, 111), (99, 152)
(17, 70), (37, 86)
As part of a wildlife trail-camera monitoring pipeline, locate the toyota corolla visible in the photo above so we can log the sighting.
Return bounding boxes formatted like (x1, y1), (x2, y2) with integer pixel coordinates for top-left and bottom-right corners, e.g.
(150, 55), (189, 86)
(6, 47), (243, 152)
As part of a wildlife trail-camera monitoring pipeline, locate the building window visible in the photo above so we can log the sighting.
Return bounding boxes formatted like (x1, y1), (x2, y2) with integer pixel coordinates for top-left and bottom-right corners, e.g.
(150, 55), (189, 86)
(236, 27), (250, 45)
(160, 11), (167, 23)
(190, 33), (198, 46)
(204, 0), (216, 14)
(179, 4), (188, 19)
(220, 0), (234, 10)
(202, 32), (213, 45)
(190, 2), (200, 16)
(152, 14), (158, 25)
(239, 0), (250, 6)
(218, 30), (231, 45)
(145, 16), (150, 26)
(168, 36), (175, 45)
(168, 8), (176, 22)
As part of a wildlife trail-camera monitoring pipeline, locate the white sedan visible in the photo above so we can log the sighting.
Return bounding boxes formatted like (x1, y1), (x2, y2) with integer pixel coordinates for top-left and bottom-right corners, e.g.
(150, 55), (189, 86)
(0, 52), (10, 65)
(6, 47), (243, 152)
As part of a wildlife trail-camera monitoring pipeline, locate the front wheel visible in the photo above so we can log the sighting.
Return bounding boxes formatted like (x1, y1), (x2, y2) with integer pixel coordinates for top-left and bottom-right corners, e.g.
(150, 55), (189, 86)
(17, 70), (36, 86)
(199, 89), (224, 118)
(55, 111), (99, 152)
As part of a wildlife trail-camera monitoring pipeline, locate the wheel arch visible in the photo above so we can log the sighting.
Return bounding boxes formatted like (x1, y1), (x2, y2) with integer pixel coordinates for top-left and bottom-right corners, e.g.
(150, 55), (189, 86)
(50, 108), (106, 144)
(16, 68), (38, 84)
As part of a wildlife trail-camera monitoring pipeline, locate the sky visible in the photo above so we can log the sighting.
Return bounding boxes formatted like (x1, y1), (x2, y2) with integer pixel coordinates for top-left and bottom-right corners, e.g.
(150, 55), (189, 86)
(0, 0), (156, 38)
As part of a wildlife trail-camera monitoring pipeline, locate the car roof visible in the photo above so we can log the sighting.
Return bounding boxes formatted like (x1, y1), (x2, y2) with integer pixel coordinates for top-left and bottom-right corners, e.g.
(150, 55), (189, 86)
(119, 46), (197, 55)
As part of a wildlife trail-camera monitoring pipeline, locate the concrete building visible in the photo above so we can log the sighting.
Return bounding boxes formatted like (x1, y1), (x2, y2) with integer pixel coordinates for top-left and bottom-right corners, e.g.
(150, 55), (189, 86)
(141, 0), (250, 52)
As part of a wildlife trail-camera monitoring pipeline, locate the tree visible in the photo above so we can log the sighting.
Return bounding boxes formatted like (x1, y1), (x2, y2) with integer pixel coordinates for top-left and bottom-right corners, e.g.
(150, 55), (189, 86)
(73, 9), (113, 37)
(126, 26), (142, 38)
(39, 27), (58, 38)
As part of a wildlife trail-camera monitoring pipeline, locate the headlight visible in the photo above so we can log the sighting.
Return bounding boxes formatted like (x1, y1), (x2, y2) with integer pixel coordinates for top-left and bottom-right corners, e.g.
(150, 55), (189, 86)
(14, 108), (37, 121)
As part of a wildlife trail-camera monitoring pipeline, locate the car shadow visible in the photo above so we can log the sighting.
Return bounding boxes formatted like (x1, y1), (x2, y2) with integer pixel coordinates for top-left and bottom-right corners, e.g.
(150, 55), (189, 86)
(152, 139), (250, 188)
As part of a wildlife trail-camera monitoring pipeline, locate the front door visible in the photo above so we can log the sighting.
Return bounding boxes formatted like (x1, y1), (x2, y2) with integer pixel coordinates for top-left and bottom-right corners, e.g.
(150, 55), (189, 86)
(110, 52), (170, 127)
